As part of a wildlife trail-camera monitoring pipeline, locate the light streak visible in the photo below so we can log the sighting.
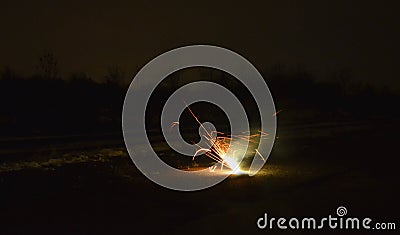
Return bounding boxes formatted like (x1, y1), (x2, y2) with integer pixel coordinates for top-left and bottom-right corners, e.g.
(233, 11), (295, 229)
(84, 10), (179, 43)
(273, 109), (283, 117)
(173, 105), (268, 175)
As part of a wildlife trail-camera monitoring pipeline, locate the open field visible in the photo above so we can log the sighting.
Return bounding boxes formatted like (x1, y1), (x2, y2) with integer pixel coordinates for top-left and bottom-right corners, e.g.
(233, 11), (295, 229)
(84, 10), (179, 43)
(1, 119), (399, 234)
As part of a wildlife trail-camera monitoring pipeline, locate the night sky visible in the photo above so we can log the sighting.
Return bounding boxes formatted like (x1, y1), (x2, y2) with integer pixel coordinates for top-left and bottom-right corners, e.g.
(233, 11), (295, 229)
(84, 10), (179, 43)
(1, 0), (399, 87)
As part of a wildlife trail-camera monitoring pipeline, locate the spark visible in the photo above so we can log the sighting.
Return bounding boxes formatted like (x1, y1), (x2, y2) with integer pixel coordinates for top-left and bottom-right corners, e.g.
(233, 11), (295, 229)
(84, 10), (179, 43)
(255, 149), (266, 162)
(170, 121), (179, 130)
(172, 104), (268, 175)
(273, 109), (283, 117)
(209, 165), (217, 172)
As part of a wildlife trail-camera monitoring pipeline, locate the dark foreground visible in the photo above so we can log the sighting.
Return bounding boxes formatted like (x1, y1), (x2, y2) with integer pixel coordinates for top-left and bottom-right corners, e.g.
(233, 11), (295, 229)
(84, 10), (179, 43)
(1, 120), (399, 234)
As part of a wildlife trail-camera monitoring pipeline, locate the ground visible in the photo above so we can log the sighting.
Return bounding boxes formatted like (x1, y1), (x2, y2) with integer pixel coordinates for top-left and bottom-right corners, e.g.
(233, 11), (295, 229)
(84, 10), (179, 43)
(0, 119), (399, 234)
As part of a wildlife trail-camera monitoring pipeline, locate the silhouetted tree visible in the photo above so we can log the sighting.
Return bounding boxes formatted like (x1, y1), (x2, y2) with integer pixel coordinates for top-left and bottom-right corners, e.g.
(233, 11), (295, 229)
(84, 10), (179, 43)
(0, 66), (19, 80)
(69, 72), (91, 83)
(37, 51), (59, 79)
(105, 66), (125, 86)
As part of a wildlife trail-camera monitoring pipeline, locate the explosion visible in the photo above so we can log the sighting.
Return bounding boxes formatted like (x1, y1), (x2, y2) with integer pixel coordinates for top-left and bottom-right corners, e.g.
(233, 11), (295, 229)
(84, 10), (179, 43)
(174, 105), (268, 175)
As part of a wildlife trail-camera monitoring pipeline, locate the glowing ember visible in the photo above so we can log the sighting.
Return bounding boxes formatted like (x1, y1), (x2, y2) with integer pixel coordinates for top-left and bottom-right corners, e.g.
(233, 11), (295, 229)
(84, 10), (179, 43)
(175, 105), (268, 175)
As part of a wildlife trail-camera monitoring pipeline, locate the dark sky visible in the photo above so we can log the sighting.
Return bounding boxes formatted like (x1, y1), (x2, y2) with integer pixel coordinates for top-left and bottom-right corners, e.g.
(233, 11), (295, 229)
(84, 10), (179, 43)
(1, 0), (399, 87)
